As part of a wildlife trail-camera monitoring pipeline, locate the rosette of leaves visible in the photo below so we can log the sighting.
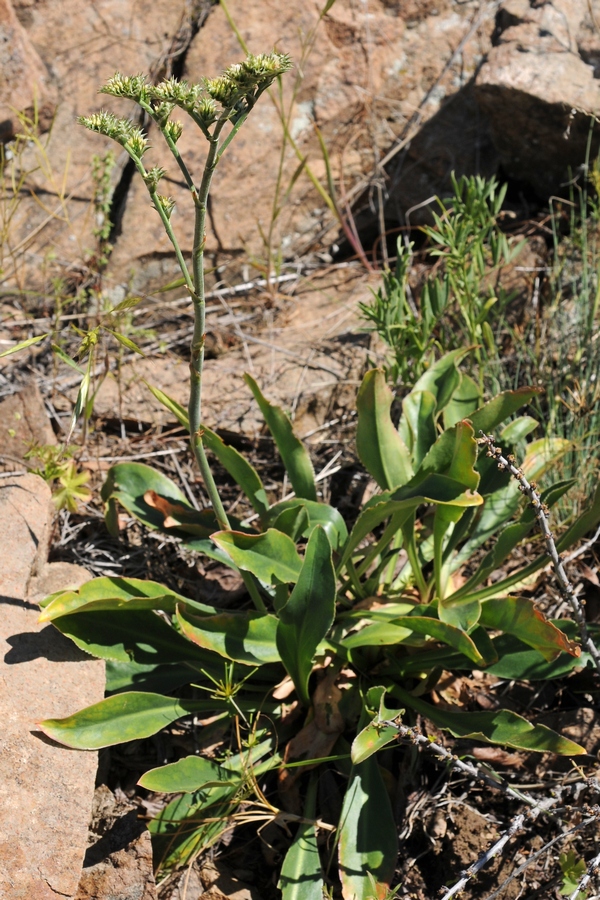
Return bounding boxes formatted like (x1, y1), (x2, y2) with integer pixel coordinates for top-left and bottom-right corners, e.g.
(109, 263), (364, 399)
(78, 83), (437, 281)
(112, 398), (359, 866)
(38, 351), (600, 898)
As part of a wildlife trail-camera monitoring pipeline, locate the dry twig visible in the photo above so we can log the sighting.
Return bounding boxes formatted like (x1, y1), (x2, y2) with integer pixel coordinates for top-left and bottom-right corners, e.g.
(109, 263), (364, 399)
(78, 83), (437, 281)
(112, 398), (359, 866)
(477, 433), (600, 678)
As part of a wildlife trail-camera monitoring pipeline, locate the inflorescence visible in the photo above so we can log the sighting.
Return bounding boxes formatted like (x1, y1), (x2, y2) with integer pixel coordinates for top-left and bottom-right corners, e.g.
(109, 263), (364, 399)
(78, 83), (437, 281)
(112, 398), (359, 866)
(78, 52), (293, 222)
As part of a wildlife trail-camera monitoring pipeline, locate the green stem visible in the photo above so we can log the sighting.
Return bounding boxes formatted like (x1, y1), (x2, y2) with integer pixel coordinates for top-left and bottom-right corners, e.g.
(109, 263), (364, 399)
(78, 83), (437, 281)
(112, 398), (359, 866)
(140, 100), (201, 192)
(345, 559), (366, 600)
(242, 570), (267, 613)
(355, 512), (405, 578)
(147, 185), (194, 293)
(187, 117), (227, 525)
(402, 518), (429, 601)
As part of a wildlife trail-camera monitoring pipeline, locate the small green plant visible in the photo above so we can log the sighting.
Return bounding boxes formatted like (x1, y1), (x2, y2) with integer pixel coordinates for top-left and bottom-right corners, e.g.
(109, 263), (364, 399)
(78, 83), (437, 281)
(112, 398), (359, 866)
(360, 174), (523, 394)
(359, 237), (447, 386)
(24, 444), (91, 512)
(559, 849), (587, 899)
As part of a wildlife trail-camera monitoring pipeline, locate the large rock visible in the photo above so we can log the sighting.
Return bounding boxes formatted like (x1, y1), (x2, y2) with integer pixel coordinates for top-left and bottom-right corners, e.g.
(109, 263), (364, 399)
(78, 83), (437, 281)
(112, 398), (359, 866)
(78, 268), (371, 437)
(0, 0), (56, 140)
(475, 0), (600, 196)
(107, 0), (497, 289)
(75, 786), (156, 900)
(3, 0), (496, 295)
(0, 381), (56, 468)
(6, 0), (598, 297)
(5, 0), (193, 295)
(0, 474), (104, 899)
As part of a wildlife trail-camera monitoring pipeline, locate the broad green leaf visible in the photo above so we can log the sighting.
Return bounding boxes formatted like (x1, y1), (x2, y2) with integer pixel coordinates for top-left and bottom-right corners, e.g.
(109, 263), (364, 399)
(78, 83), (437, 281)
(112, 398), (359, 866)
(390, 686), (585, 754)
(341, 622), (414, 649)
(438, 598), (483, 633)
(356, 369), (413, 489)
(443, 374), (480, 428)
(398, 390), (437, 468)
(351, 687), (403, 764)
(49, 609), (213, 665)
(101, 462), (217, 538)
(521, 437), (572, 481)
(338, 474), (482, 571)
(211, 529), (302, 584)
(338, 726), (398, 898)
(416, 421), (479, 489)
(244, 373), (317, 501)
(176, 605), (281, 665)
(138, 755), (238, 792)
(276, 528), (336, 704)
(351, 720), (400, 765)
(500, 415), (538, 443)
(201, 425), (269, 517)
(271, 504), (310, 542)
(278, 776), (323, 900)
(388, 616), (488, 664)
(0, 333), (48, 358)
(39, 576), (215, 621)
(468, 387), (541, 434)
(411, 347), (470, 412)
(479, 597), (580, 661)
(266, 498), (348, 550)
(39, 691), (215, 749)
(488, 624), (593, 680)
(105, 660), (195, 694)
(145, 382), (189, 428)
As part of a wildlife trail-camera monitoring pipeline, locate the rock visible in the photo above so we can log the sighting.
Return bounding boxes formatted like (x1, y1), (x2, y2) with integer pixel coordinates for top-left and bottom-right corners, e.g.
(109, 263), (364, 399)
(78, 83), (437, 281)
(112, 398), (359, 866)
(74, 785), (157, 900)
(107, 0), (496, 290)
(0, 0), (56, 140)
(1, 0), (497, 295)
(199, 860), (259, 900)
(0, 381), (56, 469)
(0, 473), (104, 899)
(5, 0), (597, 295)
(5, 0), (193, 295)
(474, 0), (600, 196)
(28, 560), (93, 603)
(383, 80), (498, 228)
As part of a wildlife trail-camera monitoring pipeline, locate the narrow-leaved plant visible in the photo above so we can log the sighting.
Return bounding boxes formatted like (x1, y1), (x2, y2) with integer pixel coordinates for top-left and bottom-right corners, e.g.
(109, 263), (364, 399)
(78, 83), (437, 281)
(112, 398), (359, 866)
(79, 52), (292, 530)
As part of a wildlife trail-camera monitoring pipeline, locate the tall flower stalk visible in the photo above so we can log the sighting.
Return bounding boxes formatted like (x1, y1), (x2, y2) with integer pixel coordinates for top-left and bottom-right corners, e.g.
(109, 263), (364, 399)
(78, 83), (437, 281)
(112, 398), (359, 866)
(79, 53), (292, 530)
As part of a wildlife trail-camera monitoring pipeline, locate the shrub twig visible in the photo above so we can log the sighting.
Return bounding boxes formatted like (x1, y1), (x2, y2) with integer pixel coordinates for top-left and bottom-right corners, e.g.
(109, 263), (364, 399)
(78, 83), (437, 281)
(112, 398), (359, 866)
(568, 847), (600, 900)
(477, 432), (600, 678)
(383, 718), (597, 899)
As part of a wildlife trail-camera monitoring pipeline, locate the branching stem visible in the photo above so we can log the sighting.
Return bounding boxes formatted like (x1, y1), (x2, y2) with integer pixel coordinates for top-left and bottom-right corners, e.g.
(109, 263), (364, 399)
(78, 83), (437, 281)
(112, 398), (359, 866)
(477, 432), (600, 678)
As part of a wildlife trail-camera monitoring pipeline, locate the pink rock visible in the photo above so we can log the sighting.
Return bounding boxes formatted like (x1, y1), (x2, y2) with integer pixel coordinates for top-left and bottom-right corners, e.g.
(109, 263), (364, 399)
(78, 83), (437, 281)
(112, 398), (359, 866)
(0, 0), (56, 139)
(0, 474), (104, 899)
(475, 0), (600, 196)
